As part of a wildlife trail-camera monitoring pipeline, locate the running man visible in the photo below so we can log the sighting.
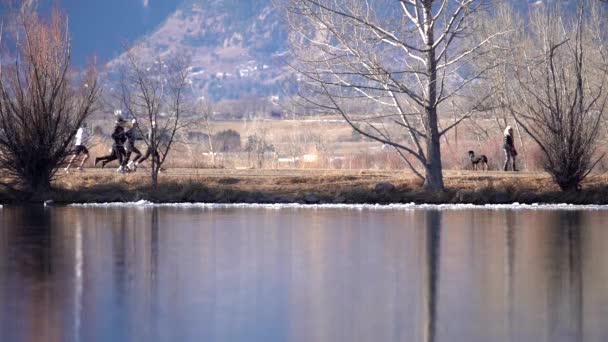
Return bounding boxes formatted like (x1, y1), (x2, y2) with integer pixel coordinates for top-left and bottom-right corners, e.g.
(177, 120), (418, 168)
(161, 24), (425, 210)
(95, 117), (128, 172)
(124, 119), (142, 172)
(65, 123), (89, 173)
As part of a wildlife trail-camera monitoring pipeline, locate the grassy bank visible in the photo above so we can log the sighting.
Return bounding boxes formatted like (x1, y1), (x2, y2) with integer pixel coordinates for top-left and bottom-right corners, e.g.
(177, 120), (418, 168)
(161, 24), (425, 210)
(2, 169), (608, 205)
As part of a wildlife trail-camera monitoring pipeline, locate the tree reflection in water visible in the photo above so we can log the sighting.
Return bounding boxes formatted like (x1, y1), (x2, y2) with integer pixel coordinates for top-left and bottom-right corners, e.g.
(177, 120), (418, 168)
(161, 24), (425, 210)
(423, 210), (441, 342)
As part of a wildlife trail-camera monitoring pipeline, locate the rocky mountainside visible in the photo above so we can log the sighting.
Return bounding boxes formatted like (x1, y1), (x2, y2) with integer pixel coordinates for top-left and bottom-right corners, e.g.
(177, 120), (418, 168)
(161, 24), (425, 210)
(109, 0), (293, 101)
(107, 0), (578, 102)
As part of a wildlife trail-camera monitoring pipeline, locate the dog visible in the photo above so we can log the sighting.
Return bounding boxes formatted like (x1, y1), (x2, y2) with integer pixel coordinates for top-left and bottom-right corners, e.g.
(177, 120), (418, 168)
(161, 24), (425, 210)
(468, 150), (489, 171)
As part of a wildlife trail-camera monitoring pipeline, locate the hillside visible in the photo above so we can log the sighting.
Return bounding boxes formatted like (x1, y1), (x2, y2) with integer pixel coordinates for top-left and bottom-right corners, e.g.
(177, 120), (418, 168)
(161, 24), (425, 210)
(108, 0), (293, 101)
(106, 0), (578, 102)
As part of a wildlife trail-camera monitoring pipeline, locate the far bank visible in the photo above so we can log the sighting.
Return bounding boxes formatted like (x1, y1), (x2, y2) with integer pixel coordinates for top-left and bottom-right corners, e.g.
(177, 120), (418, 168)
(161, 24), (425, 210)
(1, 169), (608, 205)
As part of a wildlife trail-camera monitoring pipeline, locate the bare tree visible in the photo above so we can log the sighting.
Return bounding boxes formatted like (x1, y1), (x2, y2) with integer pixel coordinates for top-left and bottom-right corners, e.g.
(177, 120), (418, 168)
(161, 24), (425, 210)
(507, 4), (607, 191)
(245, 118), (275, 168)
(589, 1), (608, 145)
(0, 10), (99, 193)
(117, 49), (192, 186)
(280, 0), (506, 190)
(198, 98), (216, 167)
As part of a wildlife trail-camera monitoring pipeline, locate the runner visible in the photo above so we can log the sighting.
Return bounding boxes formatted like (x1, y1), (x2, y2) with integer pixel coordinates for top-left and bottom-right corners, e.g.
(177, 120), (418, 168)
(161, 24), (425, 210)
(125, 119), (142, 172)
(94, 117), (128, 172)
(65, 123), (89, 173)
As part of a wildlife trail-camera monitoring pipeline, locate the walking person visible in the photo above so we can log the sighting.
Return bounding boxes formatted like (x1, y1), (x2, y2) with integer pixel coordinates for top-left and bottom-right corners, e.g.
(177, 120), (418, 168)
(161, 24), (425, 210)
(124, 119), (142, 172)
(503, 126), (518, 171)
(65, 123), (90, 173)
(95, 117), (128, 172)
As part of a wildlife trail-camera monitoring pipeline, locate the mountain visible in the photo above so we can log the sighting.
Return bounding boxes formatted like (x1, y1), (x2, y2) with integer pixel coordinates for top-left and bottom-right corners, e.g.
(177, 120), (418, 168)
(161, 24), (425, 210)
(106, 0), (580, 102)
(108, 0), (294, 102)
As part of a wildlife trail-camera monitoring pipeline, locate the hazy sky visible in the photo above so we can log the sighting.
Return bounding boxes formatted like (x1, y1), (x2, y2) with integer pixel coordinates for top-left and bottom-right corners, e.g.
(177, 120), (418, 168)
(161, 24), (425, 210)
(1, 0), (181, 66)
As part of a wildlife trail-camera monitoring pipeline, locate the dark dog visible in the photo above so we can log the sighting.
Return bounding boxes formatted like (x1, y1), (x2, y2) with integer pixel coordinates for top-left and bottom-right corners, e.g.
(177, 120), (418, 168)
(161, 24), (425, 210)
(468, 151), (488, 171)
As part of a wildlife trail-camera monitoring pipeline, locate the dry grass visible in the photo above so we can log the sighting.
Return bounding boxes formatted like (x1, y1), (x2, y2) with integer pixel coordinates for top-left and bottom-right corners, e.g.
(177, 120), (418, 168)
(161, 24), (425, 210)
(3, 168), (608, 205)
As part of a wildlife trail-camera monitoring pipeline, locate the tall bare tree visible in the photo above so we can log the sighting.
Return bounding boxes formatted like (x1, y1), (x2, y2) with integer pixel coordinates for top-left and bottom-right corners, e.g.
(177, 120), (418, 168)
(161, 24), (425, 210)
(280, 0), (506, 190)
(117, 49), (192, 186)
(245, 117), (275, 168)
(198, 98), (216, 167)
(0, 10), (99, 193)
(507, 3), (607, 191)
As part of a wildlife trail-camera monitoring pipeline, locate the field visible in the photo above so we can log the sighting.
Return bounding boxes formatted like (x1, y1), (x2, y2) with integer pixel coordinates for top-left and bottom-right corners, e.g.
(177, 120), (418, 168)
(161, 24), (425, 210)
(87, 116), (566, 172)
(1, 168), (604, 205)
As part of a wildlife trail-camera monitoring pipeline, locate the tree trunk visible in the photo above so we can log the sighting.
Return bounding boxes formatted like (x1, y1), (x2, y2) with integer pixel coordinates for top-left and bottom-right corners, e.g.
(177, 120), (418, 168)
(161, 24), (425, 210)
(422, 2), (445, 191)
(151, 169), (158, 187)
(29, 178), (52, 193)
(25, 168), (53, 193)
(423, 106), (444, 190)
(151, 151), (159, 187)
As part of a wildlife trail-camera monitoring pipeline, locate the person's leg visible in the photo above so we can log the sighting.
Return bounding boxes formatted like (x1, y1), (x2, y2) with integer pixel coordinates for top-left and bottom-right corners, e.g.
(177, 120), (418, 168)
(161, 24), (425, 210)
(133, 147), (142, 162)
(96, 146), (116, 167)
(128, 147), (141, 170)
(78, 154), (89, 169)
(65, 154), (77, 172)
(123, 150), (132, 167)
(136, 147), (152, 165)
(116, 146), (125, 171)
(512, 155), (518, 171)
(101, 147), (119, 168)
(503, 149), (510, 171)
(95, 153), (108, 167)
(78, 146), (89, 170)
(102, 155), (117, 168)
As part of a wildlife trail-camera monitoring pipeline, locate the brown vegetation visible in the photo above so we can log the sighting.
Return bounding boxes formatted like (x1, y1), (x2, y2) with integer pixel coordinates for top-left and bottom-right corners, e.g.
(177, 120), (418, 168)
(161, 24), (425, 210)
(2, 169), (608, 205)
(0, 10), (99, 192)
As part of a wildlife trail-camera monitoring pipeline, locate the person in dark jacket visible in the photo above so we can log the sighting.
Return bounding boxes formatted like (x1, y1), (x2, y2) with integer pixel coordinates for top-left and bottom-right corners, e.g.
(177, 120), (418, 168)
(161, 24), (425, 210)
(503, 126), (518, 171)
(94, 117), (128, 172)
(124, 119), (143, 171)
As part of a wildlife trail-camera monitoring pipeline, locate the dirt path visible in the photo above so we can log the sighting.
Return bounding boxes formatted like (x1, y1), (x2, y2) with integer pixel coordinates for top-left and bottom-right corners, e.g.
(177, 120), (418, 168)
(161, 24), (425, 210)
(58, 168), (560, 195)
(72, 167), (549, 179)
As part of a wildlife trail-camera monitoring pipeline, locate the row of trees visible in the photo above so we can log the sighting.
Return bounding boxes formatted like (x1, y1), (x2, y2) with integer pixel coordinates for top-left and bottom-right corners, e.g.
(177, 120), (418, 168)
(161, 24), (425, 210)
(281, 0), (608, 191)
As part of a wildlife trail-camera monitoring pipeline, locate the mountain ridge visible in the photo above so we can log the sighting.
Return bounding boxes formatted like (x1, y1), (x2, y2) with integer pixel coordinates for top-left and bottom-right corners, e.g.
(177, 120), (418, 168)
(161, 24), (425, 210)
(108, 0), (291, 101)
(107, 0), (578, 101)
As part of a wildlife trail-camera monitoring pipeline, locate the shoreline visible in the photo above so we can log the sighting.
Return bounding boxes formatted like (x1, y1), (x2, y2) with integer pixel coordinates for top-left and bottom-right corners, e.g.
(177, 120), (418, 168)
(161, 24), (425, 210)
(2, 169), (608, 206)
(65, 201), (608, 211)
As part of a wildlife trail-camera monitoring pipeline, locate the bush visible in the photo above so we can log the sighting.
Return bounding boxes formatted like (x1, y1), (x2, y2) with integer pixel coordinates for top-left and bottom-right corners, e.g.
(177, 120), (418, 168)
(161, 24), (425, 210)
(214, 129), (241, 152)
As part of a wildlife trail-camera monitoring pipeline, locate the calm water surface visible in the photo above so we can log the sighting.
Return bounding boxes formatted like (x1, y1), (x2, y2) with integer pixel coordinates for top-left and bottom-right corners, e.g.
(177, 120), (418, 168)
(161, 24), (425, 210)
(0, 206), (607, 342)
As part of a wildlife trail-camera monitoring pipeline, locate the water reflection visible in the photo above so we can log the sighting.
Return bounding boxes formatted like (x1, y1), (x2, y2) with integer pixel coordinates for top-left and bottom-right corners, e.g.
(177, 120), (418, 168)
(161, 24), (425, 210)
(423, 210), (441, 342)
(0, 207), (607, 342)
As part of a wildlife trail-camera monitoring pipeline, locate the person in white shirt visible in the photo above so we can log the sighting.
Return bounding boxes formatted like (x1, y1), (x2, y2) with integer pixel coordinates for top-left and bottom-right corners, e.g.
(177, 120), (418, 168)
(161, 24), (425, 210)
(65, 123), (90, 173)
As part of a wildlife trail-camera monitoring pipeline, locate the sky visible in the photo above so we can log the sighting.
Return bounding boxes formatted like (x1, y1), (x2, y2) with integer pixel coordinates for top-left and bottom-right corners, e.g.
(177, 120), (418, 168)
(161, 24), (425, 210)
(1, 0), (182, 66)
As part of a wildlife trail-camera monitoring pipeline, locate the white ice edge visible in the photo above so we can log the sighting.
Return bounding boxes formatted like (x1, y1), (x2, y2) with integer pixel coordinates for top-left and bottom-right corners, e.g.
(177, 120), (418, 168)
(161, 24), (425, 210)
(68, 200), (608, 211)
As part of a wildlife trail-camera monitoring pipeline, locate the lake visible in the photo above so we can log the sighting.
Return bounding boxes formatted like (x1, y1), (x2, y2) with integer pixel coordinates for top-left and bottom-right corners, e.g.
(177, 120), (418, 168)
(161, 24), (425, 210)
(1, 204), (607, 342)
